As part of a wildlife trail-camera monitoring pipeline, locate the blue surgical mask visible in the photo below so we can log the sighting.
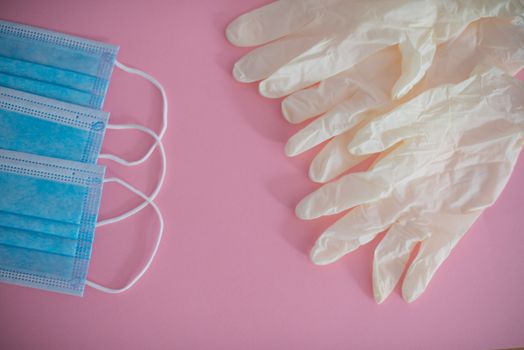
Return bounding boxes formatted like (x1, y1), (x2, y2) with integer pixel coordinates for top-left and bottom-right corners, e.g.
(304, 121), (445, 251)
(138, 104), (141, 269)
(0, 86), (108, 163)
(0, 20), (168, 296)
(0, 20), (118, 108)
(0, 149), (104, 296)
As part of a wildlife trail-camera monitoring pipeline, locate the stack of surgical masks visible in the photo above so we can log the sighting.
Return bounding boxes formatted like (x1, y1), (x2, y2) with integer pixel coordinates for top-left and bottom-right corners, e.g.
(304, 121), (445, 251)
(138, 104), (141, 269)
(0, 20), (167, 296)
(227, 0), (524, 303)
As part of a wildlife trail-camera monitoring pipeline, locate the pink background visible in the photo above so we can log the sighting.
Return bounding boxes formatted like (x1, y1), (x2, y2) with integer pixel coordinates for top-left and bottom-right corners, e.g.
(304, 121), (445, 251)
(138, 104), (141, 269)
(1, 1), (523, 349)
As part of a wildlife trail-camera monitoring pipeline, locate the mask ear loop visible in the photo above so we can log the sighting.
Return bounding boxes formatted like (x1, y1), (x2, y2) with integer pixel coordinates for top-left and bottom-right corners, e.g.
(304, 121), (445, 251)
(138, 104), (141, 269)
(98, 60), (168, 166)
(85, 177), (164, 293)
(96, 126), (166, 227)
(96, 60), (168, 227)
(87, 61), (168, 292)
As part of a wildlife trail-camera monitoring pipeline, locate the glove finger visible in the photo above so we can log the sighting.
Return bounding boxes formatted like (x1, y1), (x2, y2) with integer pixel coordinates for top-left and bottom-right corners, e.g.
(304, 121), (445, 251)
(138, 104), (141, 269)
(349, 124), (416, 157)
(226, 0), (314, 47)
(233, 35), (322, 83)
(281, 71), (358, 124)
(296, 170), (388, 220)
(400, 234), (458, 303)
(281, 45), (401, 124)
(285, 98), (372, 157)
(297, 141), (425, 220)
(373, 223), (429, 304)
(309, 132), (370, 183)
(401, 210), (485, 303)
(311, 200), (400, 265)
(259, 34), (394, 98)
(391, 33), (436, 99)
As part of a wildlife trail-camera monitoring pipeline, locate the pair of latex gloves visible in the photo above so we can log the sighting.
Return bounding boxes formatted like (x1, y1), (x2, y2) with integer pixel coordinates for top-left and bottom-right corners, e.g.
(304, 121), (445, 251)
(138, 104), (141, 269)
(227, 0), (524, 303)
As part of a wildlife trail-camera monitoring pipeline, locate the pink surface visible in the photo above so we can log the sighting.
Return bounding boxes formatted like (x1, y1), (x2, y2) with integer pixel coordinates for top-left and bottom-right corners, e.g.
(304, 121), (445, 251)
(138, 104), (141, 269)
(1, 1), (523, 349)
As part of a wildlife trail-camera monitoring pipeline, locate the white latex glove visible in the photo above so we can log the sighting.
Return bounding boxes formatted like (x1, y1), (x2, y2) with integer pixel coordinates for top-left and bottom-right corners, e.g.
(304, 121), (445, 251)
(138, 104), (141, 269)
(226, 0), (523, 99)
(282, 16), (524, 182)
(296, 67), (524, 303)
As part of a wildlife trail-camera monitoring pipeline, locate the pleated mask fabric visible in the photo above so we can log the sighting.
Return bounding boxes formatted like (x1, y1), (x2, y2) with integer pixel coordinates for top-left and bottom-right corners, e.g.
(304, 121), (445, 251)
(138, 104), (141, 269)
(0, 149), (104, 296)
(0, 86), (109, 163)
(0, 20), (119, 109)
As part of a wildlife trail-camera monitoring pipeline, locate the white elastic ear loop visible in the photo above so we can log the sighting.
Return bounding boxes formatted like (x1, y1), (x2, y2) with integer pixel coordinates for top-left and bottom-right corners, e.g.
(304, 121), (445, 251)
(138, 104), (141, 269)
(96, 125), (166, 227)
(98, 60), (168, 166)
(86, 177), (164, 293)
